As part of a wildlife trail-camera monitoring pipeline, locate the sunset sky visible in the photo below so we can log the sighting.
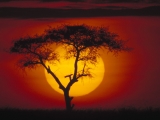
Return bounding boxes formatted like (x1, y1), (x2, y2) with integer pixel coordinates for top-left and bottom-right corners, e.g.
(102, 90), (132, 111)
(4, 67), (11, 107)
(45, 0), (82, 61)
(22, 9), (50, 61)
(0, 0), (159, 9)
(0, 1), (160, 110)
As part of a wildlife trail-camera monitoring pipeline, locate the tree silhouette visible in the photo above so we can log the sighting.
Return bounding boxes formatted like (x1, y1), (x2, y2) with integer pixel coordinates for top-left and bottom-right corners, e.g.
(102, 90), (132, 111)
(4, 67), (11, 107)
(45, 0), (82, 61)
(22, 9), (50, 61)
(10, 24), (130, 111)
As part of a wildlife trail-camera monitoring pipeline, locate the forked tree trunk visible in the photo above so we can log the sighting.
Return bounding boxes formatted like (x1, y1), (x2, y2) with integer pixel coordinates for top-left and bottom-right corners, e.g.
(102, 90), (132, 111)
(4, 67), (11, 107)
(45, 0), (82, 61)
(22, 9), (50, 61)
(64, 89), (74, 111)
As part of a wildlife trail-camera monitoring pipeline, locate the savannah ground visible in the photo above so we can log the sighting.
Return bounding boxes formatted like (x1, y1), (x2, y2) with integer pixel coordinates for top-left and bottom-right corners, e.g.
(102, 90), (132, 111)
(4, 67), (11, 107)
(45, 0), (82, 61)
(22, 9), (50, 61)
(0, 108), (160, 120)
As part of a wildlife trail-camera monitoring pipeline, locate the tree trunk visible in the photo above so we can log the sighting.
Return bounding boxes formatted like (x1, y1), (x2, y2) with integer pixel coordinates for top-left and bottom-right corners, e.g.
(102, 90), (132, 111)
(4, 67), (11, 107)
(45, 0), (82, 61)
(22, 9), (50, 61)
(64, 89), (74, 111)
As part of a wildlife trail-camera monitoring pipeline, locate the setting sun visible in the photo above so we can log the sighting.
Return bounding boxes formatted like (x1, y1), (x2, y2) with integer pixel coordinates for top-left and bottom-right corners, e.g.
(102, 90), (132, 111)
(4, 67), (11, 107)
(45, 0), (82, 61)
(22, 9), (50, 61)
(45, 46), (105, 96)
(1, 0), (160, 117)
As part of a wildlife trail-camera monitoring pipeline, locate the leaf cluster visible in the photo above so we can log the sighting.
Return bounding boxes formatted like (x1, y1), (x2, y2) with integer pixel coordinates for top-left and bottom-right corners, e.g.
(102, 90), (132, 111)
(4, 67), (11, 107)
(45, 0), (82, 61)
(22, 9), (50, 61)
(10, 24), (130, 69)
(10, 35), (58, 68)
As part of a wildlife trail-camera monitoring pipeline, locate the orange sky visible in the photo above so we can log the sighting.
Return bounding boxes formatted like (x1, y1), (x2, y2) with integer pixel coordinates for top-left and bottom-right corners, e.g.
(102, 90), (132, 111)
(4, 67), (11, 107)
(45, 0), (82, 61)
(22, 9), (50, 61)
(0, 17), (160, 109)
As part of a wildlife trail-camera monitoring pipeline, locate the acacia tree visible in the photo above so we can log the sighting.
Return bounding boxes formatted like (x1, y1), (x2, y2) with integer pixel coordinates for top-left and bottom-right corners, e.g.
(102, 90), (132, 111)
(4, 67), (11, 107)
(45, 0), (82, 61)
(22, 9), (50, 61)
(10, 24), (130, 111)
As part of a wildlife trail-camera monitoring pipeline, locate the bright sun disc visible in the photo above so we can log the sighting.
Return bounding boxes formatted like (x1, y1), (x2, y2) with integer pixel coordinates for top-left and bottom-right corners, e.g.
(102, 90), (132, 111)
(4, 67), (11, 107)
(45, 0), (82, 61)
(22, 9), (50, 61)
(45, 47), (105, 96)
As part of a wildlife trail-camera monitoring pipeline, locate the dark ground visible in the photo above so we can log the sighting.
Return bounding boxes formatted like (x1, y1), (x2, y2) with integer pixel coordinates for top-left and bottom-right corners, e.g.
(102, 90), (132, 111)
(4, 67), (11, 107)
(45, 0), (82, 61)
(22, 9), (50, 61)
(0, 108), (160, 120)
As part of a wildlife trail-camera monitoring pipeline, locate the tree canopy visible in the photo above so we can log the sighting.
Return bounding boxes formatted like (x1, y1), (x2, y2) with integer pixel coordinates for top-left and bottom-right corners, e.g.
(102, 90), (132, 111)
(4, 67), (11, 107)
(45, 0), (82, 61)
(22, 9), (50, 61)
(11, 24), (129, 69)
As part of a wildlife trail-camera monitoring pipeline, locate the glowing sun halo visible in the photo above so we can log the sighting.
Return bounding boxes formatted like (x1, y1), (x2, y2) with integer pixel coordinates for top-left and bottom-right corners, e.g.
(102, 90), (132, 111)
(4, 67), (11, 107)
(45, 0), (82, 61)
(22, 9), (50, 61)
(45, 47), (105, 96)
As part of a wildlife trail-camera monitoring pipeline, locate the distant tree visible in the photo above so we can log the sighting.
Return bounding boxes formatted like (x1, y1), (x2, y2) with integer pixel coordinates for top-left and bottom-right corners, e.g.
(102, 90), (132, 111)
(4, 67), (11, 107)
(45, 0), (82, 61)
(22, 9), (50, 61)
(10, 24), (130, 111)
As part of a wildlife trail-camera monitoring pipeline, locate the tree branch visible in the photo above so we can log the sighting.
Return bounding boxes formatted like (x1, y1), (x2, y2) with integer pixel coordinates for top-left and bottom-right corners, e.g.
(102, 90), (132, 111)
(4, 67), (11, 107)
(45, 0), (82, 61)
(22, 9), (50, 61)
(23, 60), (41, 67)
(76, 62), (91, 79)
(64, 74), (73, 81)
(39, 58), (65, 91)
(65, 48), (79, 90)
(76, 73), (89, 79)
(73, 48), (80, 80)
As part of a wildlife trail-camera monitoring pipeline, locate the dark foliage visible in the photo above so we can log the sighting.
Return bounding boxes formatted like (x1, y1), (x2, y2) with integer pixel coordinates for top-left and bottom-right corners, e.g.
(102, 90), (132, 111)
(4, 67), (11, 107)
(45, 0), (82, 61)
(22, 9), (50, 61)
(10, 24), (130, 69)
(10, 34), (57, 69)
(44, 24), (129, 52)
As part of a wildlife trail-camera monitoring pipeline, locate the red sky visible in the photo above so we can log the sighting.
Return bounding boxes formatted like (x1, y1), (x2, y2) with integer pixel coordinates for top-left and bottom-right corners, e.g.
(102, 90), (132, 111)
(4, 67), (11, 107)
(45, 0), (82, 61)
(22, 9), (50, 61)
(0, 1), (158, 9)
(0, 2), (160, 110)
